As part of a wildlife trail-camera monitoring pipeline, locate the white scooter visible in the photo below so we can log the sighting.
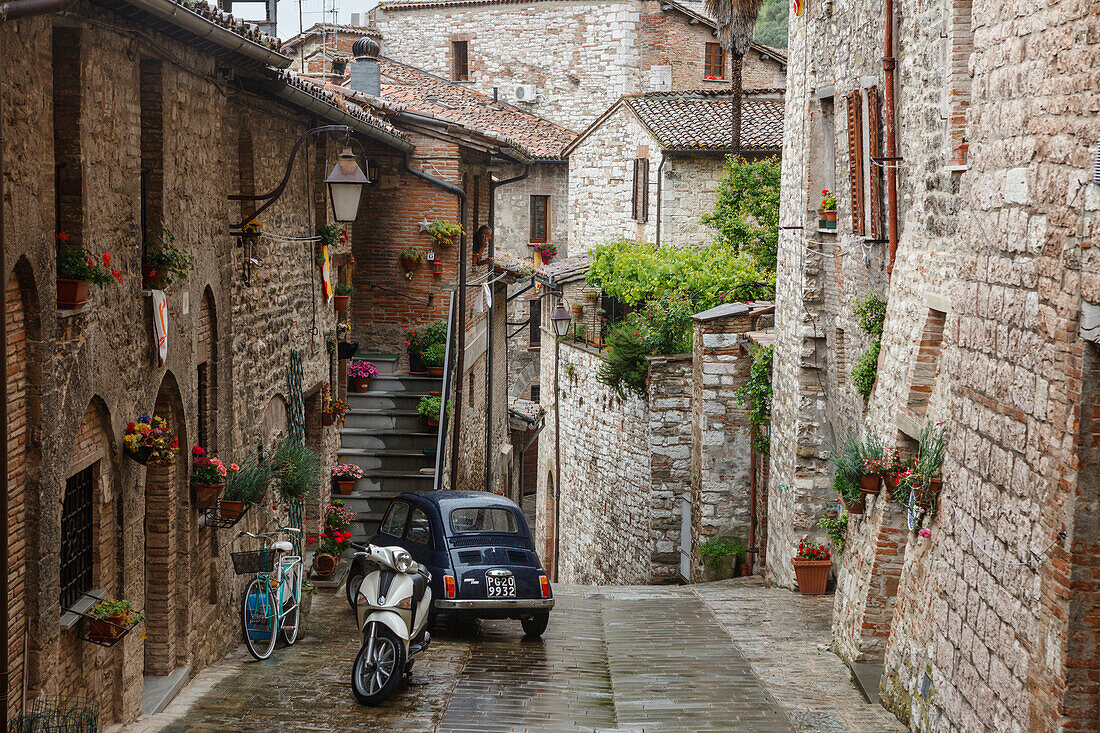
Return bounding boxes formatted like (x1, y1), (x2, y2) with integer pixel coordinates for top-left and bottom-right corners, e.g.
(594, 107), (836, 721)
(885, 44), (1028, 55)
(349, 542), (432, 705)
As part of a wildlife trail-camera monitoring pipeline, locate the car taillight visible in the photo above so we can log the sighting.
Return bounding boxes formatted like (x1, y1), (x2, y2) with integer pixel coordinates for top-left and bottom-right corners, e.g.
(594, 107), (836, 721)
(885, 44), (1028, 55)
(539, 575), (550, 598)
(444, 575), (456, 599)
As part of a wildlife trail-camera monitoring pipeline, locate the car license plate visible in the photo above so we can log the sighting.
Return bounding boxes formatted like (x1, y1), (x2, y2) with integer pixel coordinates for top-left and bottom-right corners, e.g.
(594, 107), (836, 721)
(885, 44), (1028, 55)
(486, 574), (516, 598)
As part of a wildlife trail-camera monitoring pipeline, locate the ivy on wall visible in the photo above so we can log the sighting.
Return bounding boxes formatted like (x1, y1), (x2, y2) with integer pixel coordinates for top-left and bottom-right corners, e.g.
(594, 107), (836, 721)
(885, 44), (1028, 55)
(850, 293), (887, 398)
(736, 344), (774, 454)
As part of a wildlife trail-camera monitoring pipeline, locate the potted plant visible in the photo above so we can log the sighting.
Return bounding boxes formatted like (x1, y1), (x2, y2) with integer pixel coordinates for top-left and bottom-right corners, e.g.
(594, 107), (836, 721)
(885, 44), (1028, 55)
(818, 510), (848, 557)
(817, 190), (837, 230)
(85, 598), (145, 643)
(348, 359), (379, 392)
(329, 398), (349, 423)
(857, 434), (886, 499)
(417, 395), (451, 428)
(123, 415), (178, 466)
(307, 528), (352, 578)
(897, 422), (946, 516)
(56, 235), (123, 310)
(221, 458), (269, 521)
(534, 242), (557, 264)
(571, 302), (583, 318)
(428, 220), (463, 248)
(422, 342), (447, 377)
(333, 284), (353, 313)
(699, 536), (744, 581)
(832, 436), (865, 514)
(190, 445), (227, 510)
(325, 500), (356, 530)
(583, 290), (599, 304)
(399, 247), (423, 279)
(142, 229), (194, 290)
(331, 464), (364, 495)
(792, 537), (832, 595)
(270, 437), (320, 505)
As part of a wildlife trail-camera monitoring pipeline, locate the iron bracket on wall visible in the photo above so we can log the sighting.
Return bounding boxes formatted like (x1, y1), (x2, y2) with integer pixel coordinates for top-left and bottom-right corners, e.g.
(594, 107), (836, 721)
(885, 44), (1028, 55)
(365, 281), (434, 307)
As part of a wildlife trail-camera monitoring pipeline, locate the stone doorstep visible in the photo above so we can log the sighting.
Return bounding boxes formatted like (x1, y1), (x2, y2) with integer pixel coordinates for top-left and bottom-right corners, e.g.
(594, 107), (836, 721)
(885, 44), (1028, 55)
(849, 660), (885, 705)
(142, 665), (189, 716)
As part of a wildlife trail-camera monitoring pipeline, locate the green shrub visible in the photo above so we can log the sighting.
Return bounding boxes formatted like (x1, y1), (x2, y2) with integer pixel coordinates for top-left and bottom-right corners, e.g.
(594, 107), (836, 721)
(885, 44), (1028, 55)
(271, 438), (320, 503)
(736, 344), (773, 454)
(851, 339), (881, 398)
(698, 536), (745, 559)
(417, 395), (451, 418)
(853, 293), (887, 339)
(422, 342), (447, 367)
(596, 320), (650, 399)
(701, 155), (781, 273)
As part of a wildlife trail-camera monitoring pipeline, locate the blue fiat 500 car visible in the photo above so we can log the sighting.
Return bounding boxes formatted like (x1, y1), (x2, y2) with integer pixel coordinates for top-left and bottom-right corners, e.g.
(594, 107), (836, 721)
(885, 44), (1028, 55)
(346, 491), (554, 637)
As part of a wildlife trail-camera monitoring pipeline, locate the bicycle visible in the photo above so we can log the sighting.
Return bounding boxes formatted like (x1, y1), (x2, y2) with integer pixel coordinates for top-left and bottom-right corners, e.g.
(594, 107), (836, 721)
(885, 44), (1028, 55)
(232, 527), (303, 661)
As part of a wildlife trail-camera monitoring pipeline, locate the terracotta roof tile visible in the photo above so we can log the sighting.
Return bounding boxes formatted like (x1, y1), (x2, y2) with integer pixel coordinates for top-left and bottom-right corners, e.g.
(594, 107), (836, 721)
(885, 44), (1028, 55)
(624, 89), (784, 151)
(285, 74), (409, 142)
(163, 0), (281, 50)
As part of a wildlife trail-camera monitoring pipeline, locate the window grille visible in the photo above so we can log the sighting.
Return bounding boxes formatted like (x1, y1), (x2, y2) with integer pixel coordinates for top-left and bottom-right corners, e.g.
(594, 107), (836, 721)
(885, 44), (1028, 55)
(60, 465), (95, 611)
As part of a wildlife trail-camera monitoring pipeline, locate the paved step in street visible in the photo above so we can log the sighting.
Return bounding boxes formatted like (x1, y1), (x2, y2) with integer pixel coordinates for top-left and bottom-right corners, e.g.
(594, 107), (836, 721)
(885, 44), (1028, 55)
(118, 582), (902, 733)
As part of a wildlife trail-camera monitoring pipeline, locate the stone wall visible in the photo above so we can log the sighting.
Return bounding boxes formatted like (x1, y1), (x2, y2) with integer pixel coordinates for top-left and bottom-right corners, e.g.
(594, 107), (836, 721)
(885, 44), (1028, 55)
(661, 153), (728, 247)
(645, 354), (692, 583)
(370, 0), (784, 132)
(0, 9), (360, 724)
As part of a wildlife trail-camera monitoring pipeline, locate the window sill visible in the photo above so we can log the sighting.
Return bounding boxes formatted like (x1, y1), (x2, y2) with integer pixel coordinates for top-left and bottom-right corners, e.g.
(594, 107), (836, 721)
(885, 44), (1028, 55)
(947, 163), (969, 173)
(702, 77), (727, 82)
(817, 228), (838, 236)
(61, 588), (105, 631)
(57, 305), (91, 318)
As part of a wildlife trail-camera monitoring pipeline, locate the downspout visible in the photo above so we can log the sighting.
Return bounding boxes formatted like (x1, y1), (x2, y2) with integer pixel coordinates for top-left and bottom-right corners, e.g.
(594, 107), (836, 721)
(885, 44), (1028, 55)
(883, 0), (899, 276)
(748, 443), (756, 575)
(654, 153), (667, 247)
(485, 163), (530, 492)
(403, 152), (467, 490)
(0, 4), (78, 726)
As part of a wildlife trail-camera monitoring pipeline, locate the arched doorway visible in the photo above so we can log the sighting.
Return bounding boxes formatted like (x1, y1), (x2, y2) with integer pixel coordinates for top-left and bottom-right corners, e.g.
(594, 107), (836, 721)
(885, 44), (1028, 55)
(144, 372), (187, 678)
(195, 288), (219, 616)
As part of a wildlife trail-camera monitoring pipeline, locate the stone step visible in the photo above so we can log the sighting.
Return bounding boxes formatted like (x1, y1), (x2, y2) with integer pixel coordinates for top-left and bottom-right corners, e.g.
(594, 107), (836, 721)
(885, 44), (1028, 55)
(362, 374), (443, 393)
(338, 429), (438, 452)
(351, 354), (399, 375)
(339, 469), (435, 495)
(334, 450), (433, 473)
(343, 409), (428, 432)
(345, 391), (429, 411)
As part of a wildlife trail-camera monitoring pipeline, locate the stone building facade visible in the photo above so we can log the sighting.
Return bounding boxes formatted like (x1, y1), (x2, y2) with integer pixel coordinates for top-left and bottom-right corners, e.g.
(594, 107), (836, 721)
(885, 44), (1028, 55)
(370, 0), (787, 132)
(565, 89), (783, 254)
(769, 0), (1100, 728)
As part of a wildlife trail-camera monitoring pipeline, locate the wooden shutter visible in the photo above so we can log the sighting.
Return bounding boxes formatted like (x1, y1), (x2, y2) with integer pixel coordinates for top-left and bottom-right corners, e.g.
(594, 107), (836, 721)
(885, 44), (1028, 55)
(865, 86), (883, 240)
(846, 90), (865, 236)
(632, 158), (649, 222)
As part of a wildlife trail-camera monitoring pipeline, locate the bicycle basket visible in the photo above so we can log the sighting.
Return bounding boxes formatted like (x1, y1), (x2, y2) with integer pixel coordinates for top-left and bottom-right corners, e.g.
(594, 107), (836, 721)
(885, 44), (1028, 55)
(231, 548), (275, 575)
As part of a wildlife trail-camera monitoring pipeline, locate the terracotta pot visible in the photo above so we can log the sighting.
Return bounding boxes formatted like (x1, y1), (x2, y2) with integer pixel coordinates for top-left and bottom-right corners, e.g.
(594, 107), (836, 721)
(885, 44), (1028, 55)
(792, 558), (832, 595)
(86, 616), (126, 642)
(842, 493), (865, 515)
(584, 291), (599, 303)
(334, 295), (350, 313)
(194, 482), (224, 510)
(426, 366), (445, 377)
(352, 377), (371, 393)
(57, 278), (90, 310)
(313, 553), (338, 578)
(859, 473), (881, 497)
(400, 256), (421, 272)
(142, 265), (167, 290)
(571, 304), (583, 318)
(322, 412), (335, 426)
(335, 479), (356, 496)
(429, 390), (442, 397)
(426, 416), (439, 428)
(218, 500), (246, 521)
(883, 473), (899, 496)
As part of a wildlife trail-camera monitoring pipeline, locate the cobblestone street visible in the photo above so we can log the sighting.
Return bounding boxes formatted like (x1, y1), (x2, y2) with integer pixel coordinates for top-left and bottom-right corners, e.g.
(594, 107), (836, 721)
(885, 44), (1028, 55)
(117, 580), (901, 733)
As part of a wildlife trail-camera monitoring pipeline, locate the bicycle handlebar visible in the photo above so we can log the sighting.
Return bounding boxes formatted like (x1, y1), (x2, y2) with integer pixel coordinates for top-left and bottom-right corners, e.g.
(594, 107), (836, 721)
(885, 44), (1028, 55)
(237, 527), (300, 543)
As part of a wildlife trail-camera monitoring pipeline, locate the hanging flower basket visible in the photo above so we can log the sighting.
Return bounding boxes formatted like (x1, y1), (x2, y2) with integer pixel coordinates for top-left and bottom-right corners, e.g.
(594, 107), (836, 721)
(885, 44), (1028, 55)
(334, 295), (350, 313)
(194, 482), (224, 510)
(217, 499), (247, 522)
(400, 255), (421, 272)
(322, 411), (336, 426)
(123, 415), (178, 466)
(571, 303), (583, 318)
(337, 341), (359, 360)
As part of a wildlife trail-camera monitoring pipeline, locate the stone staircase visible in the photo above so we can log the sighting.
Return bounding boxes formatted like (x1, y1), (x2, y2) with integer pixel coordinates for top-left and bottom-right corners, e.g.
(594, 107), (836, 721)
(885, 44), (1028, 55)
(338, 355), (441, 542)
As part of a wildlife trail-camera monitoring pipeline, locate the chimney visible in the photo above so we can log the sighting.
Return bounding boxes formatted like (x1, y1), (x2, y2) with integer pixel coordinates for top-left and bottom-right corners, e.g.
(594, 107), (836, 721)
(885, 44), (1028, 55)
(349, 36), (381, 97)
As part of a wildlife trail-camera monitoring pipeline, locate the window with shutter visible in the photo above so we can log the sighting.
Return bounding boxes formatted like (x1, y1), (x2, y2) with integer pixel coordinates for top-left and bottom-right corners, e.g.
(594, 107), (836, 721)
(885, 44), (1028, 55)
(846, 91), (865, 235)
(632, 158), (649, 223)
(530, 195), (549, 243)
(865, 86), (883, 240)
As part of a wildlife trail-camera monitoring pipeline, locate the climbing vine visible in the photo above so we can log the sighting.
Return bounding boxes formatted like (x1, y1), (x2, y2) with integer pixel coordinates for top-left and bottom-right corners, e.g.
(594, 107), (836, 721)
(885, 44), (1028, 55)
(735, 344), (773, 454)
(850, 293), (887, 398)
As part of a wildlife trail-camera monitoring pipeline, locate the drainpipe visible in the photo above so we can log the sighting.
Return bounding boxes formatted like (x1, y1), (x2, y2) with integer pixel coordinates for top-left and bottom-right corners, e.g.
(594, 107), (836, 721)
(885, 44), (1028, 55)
(403, 153), (467, 490)
(484, 163), (530, 492)
(748, 445), (756, 575)
(654, 153), (667, 247)
(1, 5), (77, 726)
(883, 0), (899, 276)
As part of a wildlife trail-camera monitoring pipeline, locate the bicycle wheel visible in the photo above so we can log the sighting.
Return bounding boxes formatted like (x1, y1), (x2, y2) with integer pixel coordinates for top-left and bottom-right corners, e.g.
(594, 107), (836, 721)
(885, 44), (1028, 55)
(241, 576), (278, 660)
(281, 565), (300, 646)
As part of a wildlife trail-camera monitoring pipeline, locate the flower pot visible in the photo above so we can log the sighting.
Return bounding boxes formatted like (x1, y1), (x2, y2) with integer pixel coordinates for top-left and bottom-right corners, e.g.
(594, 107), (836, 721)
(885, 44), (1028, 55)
(56, 278), (90, 310)
(792, 558), (832, 595)
(127, 446), (174, 466)
(335, 479), (356, 496)
(426, 366), (445, 377)
(883, 473), (899, 497)
(85, 616), (126, 643)
(333, 295), (350, 313)
(571, 304), (583, 318)
(859, 473), (881, 497)
(142, 265), (167, 290)
(313, 553), (338, 578)
(703, 554), (738, 582)
(218, 499), (246, 521)
(322, 412), (335, 426)
(817, 210), (837, 230)
(337, 341), (359, 360)
(409, 351), (427, 375)
(400, 256), (421, 272)
(194, 482), (224, 510)
(842, 493), (865, 515)
(352, 377), (371, 393)
(584, 291), (599, 304)
(426, 416), (439, 428)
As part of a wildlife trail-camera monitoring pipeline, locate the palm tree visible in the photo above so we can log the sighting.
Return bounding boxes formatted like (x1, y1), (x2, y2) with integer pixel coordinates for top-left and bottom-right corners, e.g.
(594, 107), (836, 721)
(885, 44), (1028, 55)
(706, 0), (765, 156)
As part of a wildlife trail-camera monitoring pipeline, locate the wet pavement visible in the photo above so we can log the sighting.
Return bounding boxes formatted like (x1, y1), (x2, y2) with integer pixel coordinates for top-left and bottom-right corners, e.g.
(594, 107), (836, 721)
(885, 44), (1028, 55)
(119, 582), (901, 733)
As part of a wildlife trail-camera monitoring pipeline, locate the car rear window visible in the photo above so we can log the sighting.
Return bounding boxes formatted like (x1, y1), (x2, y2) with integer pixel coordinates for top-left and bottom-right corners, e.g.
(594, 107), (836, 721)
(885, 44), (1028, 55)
(449, 507), (518, 534)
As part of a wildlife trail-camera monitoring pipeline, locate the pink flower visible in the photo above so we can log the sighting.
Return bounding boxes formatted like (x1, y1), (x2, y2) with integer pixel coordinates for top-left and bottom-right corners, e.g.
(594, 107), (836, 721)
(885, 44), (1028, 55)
(192, 445), (205, 457)
(230, 463), (240, 472)
(919, 528), (932, 538)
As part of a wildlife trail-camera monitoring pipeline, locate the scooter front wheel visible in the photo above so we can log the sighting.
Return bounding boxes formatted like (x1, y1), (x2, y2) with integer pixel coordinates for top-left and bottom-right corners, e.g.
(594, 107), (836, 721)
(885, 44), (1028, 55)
(351, 624), (406, 705)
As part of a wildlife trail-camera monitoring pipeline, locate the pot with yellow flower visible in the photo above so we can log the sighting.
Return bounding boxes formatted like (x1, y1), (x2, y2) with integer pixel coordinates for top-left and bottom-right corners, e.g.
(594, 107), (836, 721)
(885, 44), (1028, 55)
(123, 415), (178, 466)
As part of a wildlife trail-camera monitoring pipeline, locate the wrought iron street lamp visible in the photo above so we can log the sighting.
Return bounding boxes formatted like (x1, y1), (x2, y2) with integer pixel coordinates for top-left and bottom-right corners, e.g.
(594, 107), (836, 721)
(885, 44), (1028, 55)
(325, 147), (370, 223)
(550, 298), (572, 338)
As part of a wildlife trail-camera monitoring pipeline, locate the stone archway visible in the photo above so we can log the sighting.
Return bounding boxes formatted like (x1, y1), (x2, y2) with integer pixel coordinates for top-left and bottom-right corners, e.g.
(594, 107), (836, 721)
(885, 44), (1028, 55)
(6, 259), (41, 719)
(144, 372), (187, 677)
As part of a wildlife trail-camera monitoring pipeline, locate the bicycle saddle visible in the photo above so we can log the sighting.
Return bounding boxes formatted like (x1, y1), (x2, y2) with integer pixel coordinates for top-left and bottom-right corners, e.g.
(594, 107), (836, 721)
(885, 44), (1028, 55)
(273, 541), (294, 552)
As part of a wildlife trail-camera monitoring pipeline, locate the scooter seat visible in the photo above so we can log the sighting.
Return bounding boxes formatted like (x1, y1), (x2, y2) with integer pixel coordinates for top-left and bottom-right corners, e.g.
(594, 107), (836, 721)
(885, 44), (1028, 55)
(410, 571), (428, 602)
